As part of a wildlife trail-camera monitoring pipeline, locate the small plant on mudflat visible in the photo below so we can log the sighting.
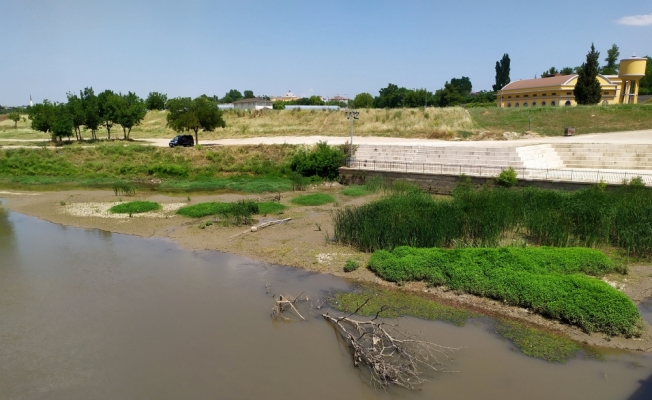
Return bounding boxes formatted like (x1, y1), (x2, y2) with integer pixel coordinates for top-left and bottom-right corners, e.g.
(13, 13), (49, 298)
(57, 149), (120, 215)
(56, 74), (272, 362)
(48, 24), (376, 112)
(109, 201), (161, 214)
(291, 193), (335, 206)
(343, 259), (360, 272)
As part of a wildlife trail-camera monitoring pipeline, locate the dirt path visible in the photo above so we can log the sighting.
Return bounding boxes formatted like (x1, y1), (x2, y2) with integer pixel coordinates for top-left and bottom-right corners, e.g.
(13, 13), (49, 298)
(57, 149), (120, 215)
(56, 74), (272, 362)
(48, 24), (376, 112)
(2, 189), (652, 353)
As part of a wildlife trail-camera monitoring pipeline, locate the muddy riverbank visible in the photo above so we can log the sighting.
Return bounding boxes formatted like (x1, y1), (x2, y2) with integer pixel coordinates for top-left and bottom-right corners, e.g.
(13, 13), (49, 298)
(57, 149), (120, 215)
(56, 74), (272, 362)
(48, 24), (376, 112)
(2, 188), (652, 352)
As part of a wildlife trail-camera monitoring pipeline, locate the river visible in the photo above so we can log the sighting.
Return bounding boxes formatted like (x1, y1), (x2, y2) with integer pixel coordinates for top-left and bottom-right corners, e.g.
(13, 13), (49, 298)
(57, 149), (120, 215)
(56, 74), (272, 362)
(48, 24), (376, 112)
(1, 204), (651, 399)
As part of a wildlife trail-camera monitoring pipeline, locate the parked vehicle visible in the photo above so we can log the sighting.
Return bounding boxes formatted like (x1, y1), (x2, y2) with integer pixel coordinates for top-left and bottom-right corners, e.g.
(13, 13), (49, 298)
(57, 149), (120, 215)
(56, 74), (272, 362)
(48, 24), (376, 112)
(169, 135), (194, 147)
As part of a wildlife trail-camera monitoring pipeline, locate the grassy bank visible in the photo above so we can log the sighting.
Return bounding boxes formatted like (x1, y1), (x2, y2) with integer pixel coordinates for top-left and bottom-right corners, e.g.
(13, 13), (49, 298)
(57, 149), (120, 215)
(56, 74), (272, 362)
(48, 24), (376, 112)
(368, 247), (641, 336)
(469, 104), (652, 136)
(176, 201), (286, 218)
(0, 144), (297, 192)
(332, 288), (597, 362)
(3, 104), (650, 141)
(333, 183), (652, 257)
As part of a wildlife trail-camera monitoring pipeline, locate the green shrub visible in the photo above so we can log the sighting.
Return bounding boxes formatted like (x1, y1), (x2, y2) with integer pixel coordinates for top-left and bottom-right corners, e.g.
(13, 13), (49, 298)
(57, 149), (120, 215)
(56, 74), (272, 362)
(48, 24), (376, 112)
(109, 201), (161, 214)
(343, 259), (360, 272)
(291, 193), (336, 206)
(496, 167), (518, 187)
(368, 246), (639, 336)
(342, 186), (371, 197)
(290, 141), (345, 180)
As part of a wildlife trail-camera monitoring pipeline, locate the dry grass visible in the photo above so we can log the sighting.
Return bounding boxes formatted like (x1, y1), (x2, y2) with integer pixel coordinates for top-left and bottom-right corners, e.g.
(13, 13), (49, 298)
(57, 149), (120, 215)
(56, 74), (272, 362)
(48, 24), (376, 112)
(1, 108), (476, 140)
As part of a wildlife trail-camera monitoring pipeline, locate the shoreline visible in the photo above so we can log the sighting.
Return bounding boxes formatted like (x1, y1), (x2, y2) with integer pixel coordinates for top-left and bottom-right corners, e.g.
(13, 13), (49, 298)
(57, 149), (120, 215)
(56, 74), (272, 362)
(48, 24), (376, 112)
(2, 188), (652, 353)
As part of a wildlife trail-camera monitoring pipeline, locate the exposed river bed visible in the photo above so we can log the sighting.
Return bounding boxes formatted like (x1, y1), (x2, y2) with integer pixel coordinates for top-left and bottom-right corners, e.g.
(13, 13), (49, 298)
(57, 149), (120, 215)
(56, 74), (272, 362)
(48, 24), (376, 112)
(1, 205), (651, 399)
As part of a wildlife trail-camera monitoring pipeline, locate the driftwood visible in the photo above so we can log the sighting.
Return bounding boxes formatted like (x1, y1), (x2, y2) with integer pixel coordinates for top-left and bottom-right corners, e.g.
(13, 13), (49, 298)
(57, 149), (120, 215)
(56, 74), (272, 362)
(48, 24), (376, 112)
(269, 291), (459, 390)
(322, 298), (459, 390)
(229, 218), (292, 239)
(271, 291), (307, 321)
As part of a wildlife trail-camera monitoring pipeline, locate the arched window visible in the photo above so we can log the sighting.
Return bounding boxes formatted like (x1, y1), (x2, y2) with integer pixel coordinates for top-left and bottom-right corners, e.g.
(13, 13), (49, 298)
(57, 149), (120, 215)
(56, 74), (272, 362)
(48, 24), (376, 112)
(602, 100), (608, 105)
(515, 103), (520, 108)
(564, 100), (571, 106)
(541, 101), (546, 106)
(507, 103), (512, 108)
(532, 102), (537, 106)
(551, 101), (556, 106)
(523, 102), (528, 107)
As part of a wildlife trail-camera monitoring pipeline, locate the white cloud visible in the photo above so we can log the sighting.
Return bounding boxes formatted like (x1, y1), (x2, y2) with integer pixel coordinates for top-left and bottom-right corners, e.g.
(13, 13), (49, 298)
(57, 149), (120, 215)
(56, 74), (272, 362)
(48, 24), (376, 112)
(617, 13), (652, 26)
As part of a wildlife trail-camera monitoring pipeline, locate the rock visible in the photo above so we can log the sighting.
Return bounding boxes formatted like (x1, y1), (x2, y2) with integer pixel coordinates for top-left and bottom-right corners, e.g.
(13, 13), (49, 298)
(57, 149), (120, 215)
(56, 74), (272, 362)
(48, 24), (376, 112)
(251, 226), (258, 232)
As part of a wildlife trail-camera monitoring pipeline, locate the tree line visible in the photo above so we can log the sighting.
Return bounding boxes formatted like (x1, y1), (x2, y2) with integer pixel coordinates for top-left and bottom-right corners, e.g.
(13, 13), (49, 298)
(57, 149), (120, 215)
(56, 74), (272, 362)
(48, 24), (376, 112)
(27, 90), (225, 143)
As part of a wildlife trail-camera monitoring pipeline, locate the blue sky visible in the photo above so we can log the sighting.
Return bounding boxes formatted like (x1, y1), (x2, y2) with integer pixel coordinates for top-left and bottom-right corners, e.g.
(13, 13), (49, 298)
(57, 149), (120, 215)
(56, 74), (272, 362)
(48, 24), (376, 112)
(2, 0), (651, 105)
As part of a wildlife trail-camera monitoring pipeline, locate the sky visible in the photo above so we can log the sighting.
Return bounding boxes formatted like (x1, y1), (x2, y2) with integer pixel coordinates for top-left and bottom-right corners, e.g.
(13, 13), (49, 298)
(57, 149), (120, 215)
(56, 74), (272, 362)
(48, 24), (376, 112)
(1, 0), (651, 106)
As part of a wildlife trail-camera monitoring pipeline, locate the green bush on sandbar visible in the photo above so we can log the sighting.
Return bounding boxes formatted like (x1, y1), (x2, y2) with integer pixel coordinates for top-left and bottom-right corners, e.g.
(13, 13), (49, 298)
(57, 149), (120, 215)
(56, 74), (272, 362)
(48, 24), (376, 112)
(290, 193), (335, 206)
(368, 246), (640, 336)
(109, 201), (161, 214)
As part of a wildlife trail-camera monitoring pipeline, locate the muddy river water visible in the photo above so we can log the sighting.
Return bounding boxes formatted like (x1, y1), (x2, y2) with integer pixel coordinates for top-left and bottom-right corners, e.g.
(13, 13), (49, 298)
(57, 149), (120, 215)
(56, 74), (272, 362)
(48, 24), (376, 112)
(1, 204), (651, 400)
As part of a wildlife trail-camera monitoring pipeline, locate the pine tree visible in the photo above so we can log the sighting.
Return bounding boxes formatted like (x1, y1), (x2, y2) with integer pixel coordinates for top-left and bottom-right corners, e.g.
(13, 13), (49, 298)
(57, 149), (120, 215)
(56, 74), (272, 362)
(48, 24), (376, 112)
(574, 44), (602, 105)
(492, 54), (511, 91)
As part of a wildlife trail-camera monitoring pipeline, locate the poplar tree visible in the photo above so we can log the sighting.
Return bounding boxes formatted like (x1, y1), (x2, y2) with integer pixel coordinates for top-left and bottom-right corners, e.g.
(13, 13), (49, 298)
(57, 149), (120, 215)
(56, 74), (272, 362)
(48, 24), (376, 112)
(574, 44), (602, 105)
(492, 54), (511, 91)
(601, 44), (620, 75)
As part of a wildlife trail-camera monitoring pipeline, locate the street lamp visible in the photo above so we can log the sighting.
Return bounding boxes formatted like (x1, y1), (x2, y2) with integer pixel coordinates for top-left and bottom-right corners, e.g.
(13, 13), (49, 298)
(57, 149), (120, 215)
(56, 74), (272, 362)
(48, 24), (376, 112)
(345, 110), (359, 164)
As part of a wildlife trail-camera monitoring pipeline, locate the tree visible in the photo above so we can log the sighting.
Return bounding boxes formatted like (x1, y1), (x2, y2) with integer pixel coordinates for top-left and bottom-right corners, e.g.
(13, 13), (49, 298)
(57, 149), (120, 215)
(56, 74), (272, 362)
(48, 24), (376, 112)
(221, 89), (243, 103)
(98, 90), (121, 140)
(51, 104), (73, 142)
(66, 92), (85, 140)
(145, 92), (167, 110)
(450, 77), (472, 96)
(81, 87), (101, 140)
(27, 100), (57, 135)
(541, 67), (559, 78)
(638, 56), (652, 95)
(437, 82), (463, 107)
(243, 90), (255, 99)
(116, 92), (147, 139)
(27, 100), (72, 142)
(8, 111), (20, 128)
(166, 96), (226, 144)
(574, 43), (602, 105)
(492, 53), (511, 91)
(374, 83), (409, 108)
(560, 67), (574, 75)
(308, 95), (324, 105)
(352, 92), (374, 108)
(601, 44), (620, 75)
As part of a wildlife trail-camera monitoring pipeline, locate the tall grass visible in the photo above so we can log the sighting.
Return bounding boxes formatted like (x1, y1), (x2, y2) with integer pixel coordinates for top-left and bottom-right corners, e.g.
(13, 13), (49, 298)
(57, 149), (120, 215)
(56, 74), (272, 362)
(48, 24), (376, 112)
(368, 247), (641, 336)
(334, 183), (652, 257)
(109, 201), (161, 214)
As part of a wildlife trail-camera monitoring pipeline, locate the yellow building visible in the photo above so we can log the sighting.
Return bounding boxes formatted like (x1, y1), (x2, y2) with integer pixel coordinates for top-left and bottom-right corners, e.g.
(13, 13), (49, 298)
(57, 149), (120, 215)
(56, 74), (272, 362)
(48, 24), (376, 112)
(270, 90), (299, 102)
(497, 56), (647, 107)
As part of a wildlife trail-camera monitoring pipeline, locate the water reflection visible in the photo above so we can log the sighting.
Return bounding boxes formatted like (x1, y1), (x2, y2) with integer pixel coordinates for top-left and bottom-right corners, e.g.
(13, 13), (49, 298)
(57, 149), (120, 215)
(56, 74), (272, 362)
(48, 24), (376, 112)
(0, 210), (651, 400)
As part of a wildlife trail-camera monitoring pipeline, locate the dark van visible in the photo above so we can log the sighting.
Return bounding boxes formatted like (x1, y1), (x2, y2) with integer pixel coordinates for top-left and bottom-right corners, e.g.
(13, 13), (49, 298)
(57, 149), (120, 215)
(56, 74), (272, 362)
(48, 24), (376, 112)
(169, 135), (194, 147)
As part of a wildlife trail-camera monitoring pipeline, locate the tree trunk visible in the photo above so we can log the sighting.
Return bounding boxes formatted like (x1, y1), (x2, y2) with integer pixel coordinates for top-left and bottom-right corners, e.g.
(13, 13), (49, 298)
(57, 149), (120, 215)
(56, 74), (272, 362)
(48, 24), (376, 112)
(123, 127), (127, 140)
(194, 128), (199, 145)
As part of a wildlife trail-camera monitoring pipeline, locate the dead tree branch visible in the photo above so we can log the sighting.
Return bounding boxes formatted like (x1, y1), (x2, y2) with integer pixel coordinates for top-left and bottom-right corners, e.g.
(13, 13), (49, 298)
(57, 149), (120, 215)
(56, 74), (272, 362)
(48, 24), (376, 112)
(271, 291), (308, 321)
(322, 308), (459, 389)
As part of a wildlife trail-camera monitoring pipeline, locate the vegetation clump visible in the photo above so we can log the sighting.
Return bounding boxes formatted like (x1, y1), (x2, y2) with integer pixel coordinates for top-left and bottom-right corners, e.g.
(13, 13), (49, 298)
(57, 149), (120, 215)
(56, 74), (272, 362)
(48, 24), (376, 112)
(176, 200), (285, 218)
(367, 246), (640, 336)
(290, 141), (345, 180)
(496, 167), (518, 187)
(343, 259), (360, 272)
(290, 193), (335, 206)
(334, 183), (652, 257)
(109, 201), (161, 214)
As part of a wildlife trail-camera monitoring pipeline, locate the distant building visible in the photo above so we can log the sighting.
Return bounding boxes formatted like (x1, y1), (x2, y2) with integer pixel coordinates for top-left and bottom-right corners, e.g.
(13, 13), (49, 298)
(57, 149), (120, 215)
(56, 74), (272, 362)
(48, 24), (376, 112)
(497, 56), (648, 107)
(233, 97), (272, 111)
(270, 91), (299, 102)
(329, 95), (348, 104)
(29, 95), (32, 107)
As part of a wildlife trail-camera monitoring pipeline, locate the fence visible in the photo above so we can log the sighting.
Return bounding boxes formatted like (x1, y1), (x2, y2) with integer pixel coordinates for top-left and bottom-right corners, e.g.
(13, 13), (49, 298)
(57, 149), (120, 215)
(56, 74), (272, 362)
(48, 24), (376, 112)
(345, 159), (652, 185)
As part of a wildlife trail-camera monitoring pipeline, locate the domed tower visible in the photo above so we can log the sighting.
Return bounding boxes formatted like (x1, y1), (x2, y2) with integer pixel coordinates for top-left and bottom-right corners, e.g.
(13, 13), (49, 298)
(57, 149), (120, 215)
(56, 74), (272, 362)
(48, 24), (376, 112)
(618, 56), (647, 104)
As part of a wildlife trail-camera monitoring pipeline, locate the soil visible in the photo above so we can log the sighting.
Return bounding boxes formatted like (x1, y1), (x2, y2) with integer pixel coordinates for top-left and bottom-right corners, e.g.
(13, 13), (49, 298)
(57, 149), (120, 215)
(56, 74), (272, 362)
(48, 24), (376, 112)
(2, 188), (652, 353)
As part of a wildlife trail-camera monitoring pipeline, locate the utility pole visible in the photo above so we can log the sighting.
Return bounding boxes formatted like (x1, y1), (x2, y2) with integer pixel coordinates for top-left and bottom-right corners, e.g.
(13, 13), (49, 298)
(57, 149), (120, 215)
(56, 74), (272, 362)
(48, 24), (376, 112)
(346, 110), (359, 163)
